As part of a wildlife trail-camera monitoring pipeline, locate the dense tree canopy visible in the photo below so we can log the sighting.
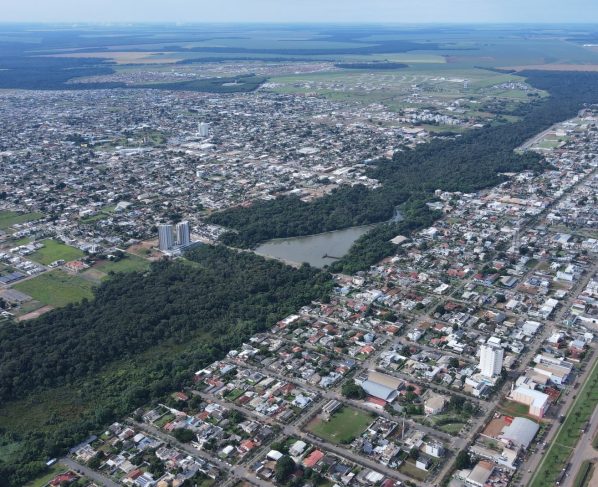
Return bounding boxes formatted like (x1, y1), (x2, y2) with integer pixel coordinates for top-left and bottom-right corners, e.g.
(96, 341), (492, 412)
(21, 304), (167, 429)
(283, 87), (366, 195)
(0, 246), (330, 401)
(0, 246), (332, 485)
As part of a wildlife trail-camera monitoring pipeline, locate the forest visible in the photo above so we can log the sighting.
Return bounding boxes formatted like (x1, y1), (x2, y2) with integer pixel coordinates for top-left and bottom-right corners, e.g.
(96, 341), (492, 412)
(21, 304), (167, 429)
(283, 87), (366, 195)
(209, 70), (598, 271)
(0, 246), (332, 486)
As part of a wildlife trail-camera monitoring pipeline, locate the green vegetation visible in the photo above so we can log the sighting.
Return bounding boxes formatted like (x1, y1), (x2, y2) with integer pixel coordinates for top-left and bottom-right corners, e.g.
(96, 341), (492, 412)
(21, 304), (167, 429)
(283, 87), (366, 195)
(399, 460), (429, 481)
(530, 357), (598, 487)
(172, 428), (195, 443)
(22, 464), (65, 487)
(308, 407), (372, 444)
(209, 71), (598, 272)
(572, 461), (595, 487)
(341, 381), (366, 399)
(29, 239), (85, 265)
(94, 254), (151, 274)
(14, 270), (95, 307)
(0, 211), (43, 230)
(0, 245), (331, 485)
(139, 75), (267, 93)
(334, 62), (408, 70)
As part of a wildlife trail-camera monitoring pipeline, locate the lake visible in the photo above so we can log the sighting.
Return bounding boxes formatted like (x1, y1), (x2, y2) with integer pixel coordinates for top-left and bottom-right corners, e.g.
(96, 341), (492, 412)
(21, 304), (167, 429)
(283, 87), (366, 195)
(254, 225), (374, 268)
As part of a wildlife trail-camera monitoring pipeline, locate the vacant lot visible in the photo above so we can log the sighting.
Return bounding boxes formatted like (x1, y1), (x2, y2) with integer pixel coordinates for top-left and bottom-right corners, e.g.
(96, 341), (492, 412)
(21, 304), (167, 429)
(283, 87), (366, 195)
(94, 254), (151, 274)
(14, 270), (95, 308)
(29, 239), (85, 265)
(307, 406), (372, 444)
(0, 210), (43, 230)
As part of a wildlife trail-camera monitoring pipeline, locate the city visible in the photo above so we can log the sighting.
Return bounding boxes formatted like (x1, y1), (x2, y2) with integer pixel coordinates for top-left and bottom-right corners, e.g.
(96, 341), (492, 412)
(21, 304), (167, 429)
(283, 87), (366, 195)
(0, 8), (597, 487)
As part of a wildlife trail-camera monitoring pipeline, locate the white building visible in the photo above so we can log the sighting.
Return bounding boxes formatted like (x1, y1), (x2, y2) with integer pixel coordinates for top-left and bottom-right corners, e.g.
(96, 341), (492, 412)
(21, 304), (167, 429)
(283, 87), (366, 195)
(198, 122), (210, 137)
(158, 224), (174, 251)
(479, 337), (504, 378)
(176, 221), (191, 246)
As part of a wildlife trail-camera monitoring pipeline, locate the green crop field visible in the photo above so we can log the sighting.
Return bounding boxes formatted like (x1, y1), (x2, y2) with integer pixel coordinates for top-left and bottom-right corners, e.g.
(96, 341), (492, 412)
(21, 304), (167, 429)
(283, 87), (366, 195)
(530, 357), (598, 487)
(28, 239), (85, 265)
(0, 211), (43, 230)
(14, 270), (95, 308)
(307, 406), (373, 444)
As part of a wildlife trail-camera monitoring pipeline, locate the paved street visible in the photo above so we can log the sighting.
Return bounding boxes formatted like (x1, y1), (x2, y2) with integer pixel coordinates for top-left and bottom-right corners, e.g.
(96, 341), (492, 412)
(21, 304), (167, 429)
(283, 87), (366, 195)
(59, 458), (120, 487)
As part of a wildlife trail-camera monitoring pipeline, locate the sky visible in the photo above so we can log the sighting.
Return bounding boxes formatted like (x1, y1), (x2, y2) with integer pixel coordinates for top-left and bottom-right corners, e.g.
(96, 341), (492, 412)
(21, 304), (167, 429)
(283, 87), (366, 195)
(1, 0), (597, 24)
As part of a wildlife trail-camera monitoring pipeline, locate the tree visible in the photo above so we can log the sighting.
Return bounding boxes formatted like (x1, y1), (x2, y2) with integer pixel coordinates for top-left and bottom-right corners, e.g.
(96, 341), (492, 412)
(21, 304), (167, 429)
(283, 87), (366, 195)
(172, 428), (195, 443)
(455, 450), (472, 470)
(342, 382), (366, 400)
(275, 455), (296, 484)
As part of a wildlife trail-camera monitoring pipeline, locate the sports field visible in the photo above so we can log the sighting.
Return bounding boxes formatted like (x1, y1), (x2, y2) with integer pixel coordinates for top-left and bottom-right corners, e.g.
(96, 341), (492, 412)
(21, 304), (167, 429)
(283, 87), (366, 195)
(307, 406), (372, 444)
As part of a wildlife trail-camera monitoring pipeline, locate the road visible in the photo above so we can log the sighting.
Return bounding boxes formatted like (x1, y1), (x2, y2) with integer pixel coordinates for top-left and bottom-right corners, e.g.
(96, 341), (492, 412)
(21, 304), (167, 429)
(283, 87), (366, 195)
(59, 457), (120, 487)
(563, 394), (598, 487)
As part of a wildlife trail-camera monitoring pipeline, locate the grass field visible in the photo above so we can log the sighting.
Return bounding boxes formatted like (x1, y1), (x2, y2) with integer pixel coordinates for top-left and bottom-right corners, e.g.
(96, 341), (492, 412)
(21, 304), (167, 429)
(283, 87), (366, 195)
(10, 236), (32, 246)
(307, 406), (372, 444)
(530, 356), (598, 487)
(0, 210), (43, 230)
(399, 459), (429, 481)
(94, 254), (151, 274)
(14, 270), (95, 307)
(29, 239), (85, 265)
(499, 400), (536, 419)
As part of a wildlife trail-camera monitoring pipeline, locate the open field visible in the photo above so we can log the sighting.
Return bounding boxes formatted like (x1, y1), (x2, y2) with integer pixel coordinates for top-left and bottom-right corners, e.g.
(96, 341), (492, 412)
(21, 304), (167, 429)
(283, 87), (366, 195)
(46, 51), (182, 64)
(94, 254), (151, 275)
(0, 210), (43, 230)
(530, 357), (598, 487)
(267, 65), (544, 116)
(14, 270), (95, 307)
(307, 407), (373, 444)
(28, 239), (85, 265)
(399, 459), (429, 481)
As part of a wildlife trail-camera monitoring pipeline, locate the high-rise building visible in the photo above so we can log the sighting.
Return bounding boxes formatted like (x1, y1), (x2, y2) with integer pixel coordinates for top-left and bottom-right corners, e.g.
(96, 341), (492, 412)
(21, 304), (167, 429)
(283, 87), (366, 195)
(479, 337), (504, 378)
(176, 221), (191, 246)
(198, 122), (210, 137)
(158, 224), (174, 251)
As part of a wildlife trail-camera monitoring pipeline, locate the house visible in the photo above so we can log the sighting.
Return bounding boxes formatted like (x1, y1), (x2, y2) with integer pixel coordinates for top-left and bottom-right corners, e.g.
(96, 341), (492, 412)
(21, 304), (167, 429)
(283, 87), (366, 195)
(303, 449), (324, 468)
